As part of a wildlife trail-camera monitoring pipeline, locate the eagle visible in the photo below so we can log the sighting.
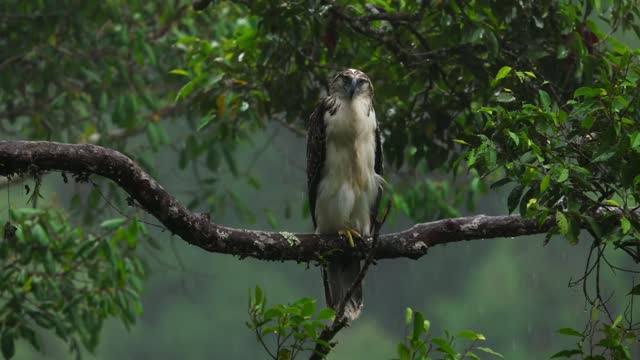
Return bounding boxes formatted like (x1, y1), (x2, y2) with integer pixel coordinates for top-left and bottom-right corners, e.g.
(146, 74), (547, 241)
(306, 68), (383, 321)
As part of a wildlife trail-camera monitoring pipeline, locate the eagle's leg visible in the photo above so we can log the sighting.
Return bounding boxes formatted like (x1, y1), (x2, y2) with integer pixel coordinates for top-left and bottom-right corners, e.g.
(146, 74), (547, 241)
(338, 228), (361, 248)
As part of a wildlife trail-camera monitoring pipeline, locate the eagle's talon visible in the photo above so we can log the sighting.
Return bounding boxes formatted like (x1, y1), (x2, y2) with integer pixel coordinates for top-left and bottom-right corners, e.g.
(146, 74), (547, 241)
(338, 229), (361, 248)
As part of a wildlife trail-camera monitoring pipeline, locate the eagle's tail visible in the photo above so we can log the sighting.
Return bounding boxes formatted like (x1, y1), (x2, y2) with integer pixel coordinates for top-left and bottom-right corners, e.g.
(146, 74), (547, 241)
(323, 259), (362, 322)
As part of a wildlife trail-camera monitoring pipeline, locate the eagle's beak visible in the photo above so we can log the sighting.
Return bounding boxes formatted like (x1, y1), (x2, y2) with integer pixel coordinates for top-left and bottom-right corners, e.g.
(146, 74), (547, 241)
(348, 78), (358, 98)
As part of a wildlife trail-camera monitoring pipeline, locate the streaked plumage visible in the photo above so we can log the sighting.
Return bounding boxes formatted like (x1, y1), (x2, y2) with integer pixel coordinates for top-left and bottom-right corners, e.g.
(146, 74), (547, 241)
(307, 69), (383, 321)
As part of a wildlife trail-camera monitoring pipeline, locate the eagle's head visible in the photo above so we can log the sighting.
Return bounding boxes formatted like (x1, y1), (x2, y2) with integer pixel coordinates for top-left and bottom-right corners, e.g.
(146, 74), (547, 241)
(329, 68), (373, 100)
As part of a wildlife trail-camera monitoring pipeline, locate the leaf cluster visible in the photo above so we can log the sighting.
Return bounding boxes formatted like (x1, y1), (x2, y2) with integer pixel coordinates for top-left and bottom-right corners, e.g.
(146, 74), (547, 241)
(246, 286), (335, 359)
(552, 313), (636, 359)
(0, 209), (147, 359)
(395, 307), (502, 360)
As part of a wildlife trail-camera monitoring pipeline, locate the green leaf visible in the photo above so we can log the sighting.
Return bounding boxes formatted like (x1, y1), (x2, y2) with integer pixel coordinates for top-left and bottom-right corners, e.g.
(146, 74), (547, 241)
(100, 217), (127, 230)
(23, 275), (33, 292)
(556, 212), (569, 236)
(467, 351), (481, 360)
(519, 187), (536, 216)
(264, 308), (283, 320)
(11, 208), (44, 219)
(540, 175), (550, 193)
(405, 307), (412, 326)
(412, 311), (425, 340)
(476, 106), (496, 114)
(495, 66), (512, 82)
(477, 346), (503, 357)
(507, 185), (524, 214)
(507, 131), (519, 146)
(485, 147), (497, 169)
(557, 168), (569, 183)
(197, 114), (215, 132)
(1, 332), (14, 359)
(556, 327), (583, 337)
(550, 349), (582, 358)
(300, 299), (315, 318)
(432, 337), (457, 355)
(44, 249), (55, 273)
(604, 199), (620, 207)
(631, 131), (640, 150)
(317, 308), (335, 321)
(621, 217), (631, 234)
(397, 343), (411, 360)
(143, 42), (157, 65)
(538, 90), (552, 111)
(73, 240), (96, 260)
(457, 330), (486, 341)
(254, 286), (264, 307)
(169, 69), (189, 77)
(593, 150), (616, 163)
(175, 78), (196, 102)
(581, 115), (595, 129)
(20, 327), (40, 352)
(612, 314), (622, 327)
(31, 223), (49, 246)
(496, 92), (516, 103)
(467, 149), (477, 167)
(453, 139), (470, 145)
(574, 87), (606, 98)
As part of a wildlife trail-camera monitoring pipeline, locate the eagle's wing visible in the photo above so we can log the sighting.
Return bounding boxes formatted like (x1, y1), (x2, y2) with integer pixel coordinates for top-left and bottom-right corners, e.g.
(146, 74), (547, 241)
(374, 126), (383, 176)
(370, 125), (384, 229)
(307, 96), (338, 228)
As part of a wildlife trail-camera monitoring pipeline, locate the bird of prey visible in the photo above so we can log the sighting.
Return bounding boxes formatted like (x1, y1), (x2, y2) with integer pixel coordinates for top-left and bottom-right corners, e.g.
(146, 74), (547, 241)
(306, 68), (383, 321)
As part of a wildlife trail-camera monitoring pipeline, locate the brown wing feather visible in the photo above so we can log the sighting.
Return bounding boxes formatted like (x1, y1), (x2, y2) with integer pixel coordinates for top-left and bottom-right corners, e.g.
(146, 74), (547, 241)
(374, 126), (383, 176)
(369, 125), (384, 230)
(307, 96), (339, 228)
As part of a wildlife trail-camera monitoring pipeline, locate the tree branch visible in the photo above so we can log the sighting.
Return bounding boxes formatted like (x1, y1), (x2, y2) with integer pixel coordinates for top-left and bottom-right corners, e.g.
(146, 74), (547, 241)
(0, 141), (555, 262)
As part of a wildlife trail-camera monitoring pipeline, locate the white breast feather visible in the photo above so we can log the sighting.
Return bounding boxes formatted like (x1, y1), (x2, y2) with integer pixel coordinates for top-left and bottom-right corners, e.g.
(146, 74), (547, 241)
(314, 97), (381, 236)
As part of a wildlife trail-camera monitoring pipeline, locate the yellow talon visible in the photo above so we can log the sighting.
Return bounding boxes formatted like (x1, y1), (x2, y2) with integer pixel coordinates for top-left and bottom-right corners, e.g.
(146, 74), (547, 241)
(338, 229), (361, 248)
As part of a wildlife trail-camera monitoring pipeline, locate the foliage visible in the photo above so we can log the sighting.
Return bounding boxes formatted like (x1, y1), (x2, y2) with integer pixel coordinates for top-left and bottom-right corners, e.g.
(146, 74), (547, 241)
(395, 307), (502, 360)
(460, 7), (640, 308)
(0, 208), (146, 359)
(1, 1), (183, 142)
(246, 286), (335, 359)
(0, 0), (250, 221)
(464, 31), (640, 248)
(552, 312), (636, 360)
(173, 0), (640, 222)
(246, 292), (505, 360)
(247, 289), (504, 360)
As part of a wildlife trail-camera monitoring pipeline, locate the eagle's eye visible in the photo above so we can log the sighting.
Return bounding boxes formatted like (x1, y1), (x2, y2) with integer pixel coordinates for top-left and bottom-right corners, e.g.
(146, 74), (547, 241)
(356, 78), (366, 86)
